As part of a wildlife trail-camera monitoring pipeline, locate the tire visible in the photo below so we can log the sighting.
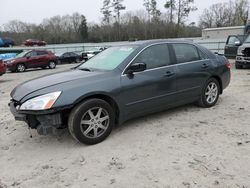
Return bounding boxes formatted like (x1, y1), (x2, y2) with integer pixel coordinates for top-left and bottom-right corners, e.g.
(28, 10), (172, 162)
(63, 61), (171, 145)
(48, 61), (56, 69)
(16, 63), (26, 72)
(235, 62), (243, 69)
(68, 99), (115, 145)
(197, 78), (220, 108)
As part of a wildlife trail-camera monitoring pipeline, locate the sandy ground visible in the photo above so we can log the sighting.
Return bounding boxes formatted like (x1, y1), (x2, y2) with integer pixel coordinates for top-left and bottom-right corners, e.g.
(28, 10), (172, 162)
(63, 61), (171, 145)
(0, 61), (250, 188)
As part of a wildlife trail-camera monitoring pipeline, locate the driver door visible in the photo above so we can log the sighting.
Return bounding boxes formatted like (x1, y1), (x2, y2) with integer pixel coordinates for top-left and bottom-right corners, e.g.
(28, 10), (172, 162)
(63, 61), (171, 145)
(120, 43), (177, 119)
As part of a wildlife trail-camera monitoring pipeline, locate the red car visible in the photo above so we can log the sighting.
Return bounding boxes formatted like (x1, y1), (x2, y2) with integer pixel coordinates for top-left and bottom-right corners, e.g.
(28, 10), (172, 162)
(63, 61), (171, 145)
(24, 39), (47, 46)
(0, 60), (7, 76)
(6, 50), (57, 72)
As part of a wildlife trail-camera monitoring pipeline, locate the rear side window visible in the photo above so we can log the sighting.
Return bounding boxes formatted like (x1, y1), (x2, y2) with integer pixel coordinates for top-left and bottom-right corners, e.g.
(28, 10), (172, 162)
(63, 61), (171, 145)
(173, 44), (200, 64)
(133, 44), (170, 70)
(37, 51), (48, 56)
(26, 51), (37, 57)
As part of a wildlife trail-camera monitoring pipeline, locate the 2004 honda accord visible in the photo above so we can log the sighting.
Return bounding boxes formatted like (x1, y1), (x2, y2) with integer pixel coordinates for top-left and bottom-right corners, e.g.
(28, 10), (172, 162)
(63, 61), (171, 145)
(9, 40), (231, 145)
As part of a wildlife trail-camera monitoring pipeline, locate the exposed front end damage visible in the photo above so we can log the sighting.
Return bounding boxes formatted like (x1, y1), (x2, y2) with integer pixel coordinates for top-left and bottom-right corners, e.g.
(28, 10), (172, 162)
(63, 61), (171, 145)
(236, 47), (250, 68)
(9, 101), (64, 135)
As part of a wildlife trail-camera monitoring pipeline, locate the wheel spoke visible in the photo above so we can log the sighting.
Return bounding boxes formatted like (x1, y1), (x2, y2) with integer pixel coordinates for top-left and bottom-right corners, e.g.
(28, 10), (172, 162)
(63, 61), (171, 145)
(81, 120), (91, 125)
(93, 128), (98, 137)
(88, 110), (95, 119)
(84, 125), (93, 135)
(99, 116), (109, 122)
(98, 124), (107, 130)
(96, 108), (103, 118)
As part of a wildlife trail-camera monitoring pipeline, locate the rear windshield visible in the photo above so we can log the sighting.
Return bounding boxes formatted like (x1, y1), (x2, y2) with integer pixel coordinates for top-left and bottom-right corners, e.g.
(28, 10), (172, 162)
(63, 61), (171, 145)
(78, 46), (137, 71)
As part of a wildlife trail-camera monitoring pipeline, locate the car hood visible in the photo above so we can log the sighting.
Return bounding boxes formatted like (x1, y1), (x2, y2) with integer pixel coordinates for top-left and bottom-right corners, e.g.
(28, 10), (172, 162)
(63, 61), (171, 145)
(241, 43), (250, 48)
(11, 69), (104, 101)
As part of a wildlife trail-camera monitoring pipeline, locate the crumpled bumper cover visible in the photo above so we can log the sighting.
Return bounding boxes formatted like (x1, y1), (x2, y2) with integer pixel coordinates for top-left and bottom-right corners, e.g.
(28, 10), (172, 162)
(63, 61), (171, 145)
(9, 101), (63, 135)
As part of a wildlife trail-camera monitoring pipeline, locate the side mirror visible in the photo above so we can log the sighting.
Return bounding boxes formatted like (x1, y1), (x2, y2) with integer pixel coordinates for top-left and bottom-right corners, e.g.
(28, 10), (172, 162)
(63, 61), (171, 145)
(234, 41), (241, 46)
(125, 63), (146, 74)
(26, 55), (31, 59)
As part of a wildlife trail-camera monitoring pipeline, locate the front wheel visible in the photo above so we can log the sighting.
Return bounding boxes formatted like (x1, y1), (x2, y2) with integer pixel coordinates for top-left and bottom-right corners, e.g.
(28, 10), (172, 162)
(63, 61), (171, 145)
(48, 61), (56, 69)
(197, 78), (220, 108)
(68, 99), (115, 145)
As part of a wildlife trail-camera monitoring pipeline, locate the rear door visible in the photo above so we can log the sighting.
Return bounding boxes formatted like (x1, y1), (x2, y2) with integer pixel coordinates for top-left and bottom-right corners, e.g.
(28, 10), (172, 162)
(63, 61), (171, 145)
(37, 51), (49, 66)
(120, 43), (177, 118)
(171, 43), (212, 102)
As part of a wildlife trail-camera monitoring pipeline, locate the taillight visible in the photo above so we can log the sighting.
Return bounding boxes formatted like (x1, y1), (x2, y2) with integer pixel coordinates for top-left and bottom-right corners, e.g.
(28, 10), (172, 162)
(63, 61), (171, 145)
(225, 59), (231, 69)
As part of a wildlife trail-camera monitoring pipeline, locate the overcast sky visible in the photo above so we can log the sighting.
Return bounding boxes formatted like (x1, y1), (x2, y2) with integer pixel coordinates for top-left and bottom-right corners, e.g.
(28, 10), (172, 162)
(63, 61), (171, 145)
(1, 0), (229, 27)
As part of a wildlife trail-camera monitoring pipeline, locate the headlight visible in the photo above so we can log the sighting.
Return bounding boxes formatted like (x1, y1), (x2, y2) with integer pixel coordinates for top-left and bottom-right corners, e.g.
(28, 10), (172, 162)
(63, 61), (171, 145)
(20, 91), (61, 111)
(237, 46), (245, 55)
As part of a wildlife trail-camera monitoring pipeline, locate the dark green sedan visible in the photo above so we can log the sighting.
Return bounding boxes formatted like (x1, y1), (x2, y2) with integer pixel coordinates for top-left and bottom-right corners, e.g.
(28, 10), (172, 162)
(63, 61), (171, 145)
(9, 40), (231, 145)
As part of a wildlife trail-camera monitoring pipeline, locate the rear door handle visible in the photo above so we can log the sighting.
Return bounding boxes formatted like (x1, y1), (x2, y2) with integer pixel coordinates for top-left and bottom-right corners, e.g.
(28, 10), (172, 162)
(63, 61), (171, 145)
(165, 71), (175, 77)
(202, 63), (209, 69)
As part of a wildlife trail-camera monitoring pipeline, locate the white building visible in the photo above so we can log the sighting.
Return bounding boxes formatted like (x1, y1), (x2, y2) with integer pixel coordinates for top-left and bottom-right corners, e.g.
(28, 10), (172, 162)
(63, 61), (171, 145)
(202, 26), (245, 39)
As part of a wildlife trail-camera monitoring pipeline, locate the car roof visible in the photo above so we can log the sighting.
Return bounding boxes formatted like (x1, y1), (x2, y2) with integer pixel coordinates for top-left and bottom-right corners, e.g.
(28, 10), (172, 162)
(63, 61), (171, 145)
(113, 39), (195, 48)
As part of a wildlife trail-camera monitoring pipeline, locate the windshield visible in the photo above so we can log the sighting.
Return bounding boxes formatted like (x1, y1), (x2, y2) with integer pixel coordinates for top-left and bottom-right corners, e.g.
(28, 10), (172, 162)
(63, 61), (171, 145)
(78, 46), (137, 71)
(16, 51), (28, 58)
(244, 35), (250, 43)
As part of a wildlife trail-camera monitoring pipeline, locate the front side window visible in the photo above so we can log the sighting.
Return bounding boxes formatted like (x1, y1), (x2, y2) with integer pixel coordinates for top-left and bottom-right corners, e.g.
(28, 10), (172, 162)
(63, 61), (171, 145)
(227, 36), (240, 45)
(173, 44), (200, 64)
(133, 44), (170, 70)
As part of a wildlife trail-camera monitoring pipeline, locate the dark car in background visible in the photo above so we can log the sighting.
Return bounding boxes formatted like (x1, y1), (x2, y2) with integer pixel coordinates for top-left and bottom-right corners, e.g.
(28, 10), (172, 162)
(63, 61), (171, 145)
(24, 39), (47, 46)
(9, 40), (231, 145)
(235, 35), (250, 69)
(0, 37), (15, 47)
(81, 47), (107, 61)
(6, 50), (57, 72)
(0, 60), (7, 76)
(57, 52), (82, 64)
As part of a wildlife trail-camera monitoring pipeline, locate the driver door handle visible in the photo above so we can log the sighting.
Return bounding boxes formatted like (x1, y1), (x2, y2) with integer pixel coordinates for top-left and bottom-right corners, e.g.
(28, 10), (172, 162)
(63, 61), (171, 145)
(202, 63), (209, 69)
(165, 71), (175, 77)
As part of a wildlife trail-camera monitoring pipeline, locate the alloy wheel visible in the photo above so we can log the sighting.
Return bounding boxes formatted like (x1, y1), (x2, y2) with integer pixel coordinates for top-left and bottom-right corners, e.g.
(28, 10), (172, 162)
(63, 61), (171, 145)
(80, 107), (110, 139)
(205, 82), (218, 104)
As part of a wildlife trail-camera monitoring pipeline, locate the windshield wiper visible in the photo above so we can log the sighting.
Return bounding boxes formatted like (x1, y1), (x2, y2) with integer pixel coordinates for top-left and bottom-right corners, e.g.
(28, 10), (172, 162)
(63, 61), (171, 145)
(78, 68), (92, 72)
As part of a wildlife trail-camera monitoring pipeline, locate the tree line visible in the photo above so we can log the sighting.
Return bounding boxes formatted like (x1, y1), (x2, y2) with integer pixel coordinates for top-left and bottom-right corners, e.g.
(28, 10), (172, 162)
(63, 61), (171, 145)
(0, 0), (248, 45)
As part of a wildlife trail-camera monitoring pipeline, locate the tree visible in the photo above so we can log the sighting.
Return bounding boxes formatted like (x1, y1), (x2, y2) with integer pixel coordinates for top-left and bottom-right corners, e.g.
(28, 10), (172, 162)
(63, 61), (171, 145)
(143, 0), (151, 21)
(143, 0), (161, 22)
(79, 15), (88, 42)
(150, 0), (161, 21)
(112, 0), (126, 23)
(164, 0), (176, 24)
(199, 0), (249, 28)
(165, 0), (197, 36)
(101, 0), (112, 24)
(234, 0), (249, 25)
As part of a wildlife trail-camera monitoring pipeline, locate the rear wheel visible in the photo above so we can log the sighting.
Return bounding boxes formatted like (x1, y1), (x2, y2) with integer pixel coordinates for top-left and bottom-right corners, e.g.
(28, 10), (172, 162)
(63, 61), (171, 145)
(68, 99), (114, 145)
(48, 61), (56, 69)
(197, 78), (220, 108)
(16, 63), (26, 72)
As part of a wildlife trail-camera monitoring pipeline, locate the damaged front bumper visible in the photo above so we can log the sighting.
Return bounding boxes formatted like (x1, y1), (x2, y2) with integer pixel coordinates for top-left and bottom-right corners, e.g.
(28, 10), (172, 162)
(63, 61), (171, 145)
(9, 101), (63, 135)
(236, 56), (250, 66)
